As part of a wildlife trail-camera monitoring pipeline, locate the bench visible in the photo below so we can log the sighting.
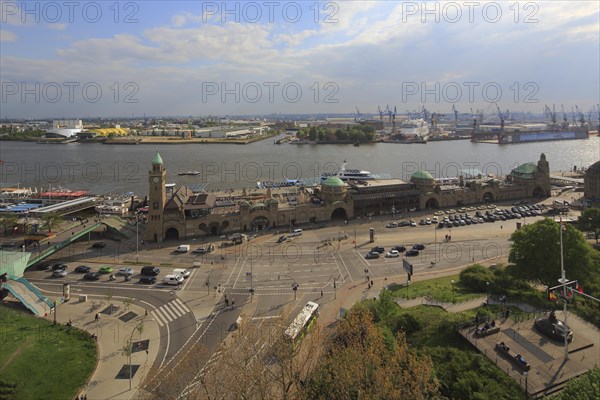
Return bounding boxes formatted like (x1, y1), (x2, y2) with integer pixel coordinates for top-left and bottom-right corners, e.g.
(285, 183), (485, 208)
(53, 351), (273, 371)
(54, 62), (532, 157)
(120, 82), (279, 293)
(495, 342), (531, 371)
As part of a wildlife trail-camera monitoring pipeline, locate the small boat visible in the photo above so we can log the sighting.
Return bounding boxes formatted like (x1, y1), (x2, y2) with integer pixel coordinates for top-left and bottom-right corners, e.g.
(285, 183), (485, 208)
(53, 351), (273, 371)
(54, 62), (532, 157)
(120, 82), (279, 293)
(178, 171), (200, 176)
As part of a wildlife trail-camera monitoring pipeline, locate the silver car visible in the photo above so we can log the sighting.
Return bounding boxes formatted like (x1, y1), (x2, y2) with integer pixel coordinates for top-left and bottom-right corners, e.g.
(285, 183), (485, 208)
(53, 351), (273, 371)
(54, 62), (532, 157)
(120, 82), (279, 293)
(117, 267), (134, 276)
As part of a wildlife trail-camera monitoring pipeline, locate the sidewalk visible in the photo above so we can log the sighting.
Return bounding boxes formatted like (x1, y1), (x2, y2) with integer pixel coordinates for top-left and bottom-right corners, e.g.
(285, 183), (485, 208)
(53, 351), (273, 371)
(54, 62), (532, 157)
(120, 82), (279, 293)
(45, 296), (160, 400)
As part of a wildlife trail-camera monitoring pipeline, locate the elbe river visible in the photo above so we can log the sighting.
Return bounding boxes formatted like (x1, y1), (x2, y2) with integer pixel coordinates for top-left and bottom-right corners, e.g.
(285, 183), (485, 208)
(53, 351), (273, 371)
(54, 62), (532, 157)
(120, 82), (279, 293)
(1, 136), (598, 196)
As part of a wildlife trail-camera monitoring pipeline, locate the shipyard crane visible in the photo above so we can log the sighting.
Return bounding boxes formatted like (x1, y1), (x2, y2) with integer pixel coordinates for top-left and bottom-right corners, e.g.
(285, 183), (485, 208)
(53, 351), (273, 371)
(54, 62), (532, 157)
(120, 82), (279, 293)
(354, 106), (362, 122)
(377, 105), (384, 121)
(544, 104), (557, 126)
(571, 106), (577, 126)
(452, 105), (459, 125)
(494, 103), (507, 130)
(387, 105), (393, 122)
(561, 105), (569, 128)
(575, 105), (586, 126)
(422, 106), (430, 123)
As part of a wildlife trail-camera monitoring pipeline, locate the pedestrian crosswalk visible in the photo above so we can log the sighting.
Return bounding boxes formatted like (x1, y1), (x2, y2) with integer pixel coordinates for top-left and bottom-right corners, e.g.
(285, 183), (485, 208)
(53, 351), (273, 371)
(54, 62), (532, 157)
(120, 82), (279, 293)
(151, 298), (191, 327)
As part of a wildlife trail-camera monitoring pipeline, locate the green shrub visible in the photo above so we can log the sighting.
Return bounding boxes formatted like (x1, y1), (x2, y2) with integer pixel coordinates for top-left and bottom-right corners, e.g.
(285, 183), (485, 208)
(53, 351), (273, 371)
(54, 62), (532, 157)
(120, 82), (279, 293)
(459, 264), (495, 291)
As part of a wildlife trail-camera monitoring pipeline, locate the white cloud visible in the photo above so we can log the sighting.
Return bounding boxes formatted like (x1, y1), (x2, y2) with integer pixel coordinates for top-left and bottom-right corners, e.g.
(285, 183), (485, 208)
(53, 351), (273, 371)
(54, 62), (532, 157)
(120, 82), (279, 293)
(48, 23), (67, 31)
(0, 29), (17, 41)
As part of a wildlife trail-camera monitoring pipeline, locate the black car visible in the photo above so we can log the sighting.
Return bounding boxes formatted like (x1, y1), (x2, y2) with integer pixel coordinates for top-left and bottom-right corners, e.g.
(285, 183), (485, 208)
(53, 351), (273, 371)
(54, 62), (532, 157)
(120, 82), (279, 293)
(371, 246), (385, 254)
(392, 245), (406, 252)
(405, 249), (419, 257)
(52, 263), (68, 271)
(36, 262), (53, 270)
(75, 265), (91, 273)
(141, 266), (160, 276)
(365, 252), (380, 259)
(276, 235), (287, 244)
(139, 275), (157, 284)
(413, 243), (425, 250)
(91, 242), (106, 249)
(83, 272), (101, 281)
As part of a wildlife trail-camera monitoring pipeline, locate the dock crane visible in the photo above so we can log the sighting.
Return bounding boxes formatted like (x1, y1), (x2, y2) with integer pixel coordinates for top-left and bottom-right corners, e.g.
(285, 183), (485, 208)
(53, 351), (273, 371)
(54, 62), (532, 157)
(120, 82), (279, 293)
(494, 103), (507, 130)
(544, 104), (557, 126)
(422, 106), (430, 124)
(354, 106), (362, 122)
(575, 105), (585, 127)
(571, 107), (577, 126)
(560, 105), (569, 128)
(452, 105), (459, 126)
(391, 106), (397, 133)
(377, 106), (383, 121)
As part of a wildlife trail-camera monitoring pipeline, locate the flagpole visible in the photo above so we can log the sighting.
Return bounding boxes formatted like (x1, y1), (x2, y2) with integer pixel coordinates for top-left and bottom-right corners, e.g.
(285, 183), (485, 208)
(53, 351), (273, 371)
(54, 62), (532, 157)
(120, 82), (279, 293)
(560, 217), (568, 360)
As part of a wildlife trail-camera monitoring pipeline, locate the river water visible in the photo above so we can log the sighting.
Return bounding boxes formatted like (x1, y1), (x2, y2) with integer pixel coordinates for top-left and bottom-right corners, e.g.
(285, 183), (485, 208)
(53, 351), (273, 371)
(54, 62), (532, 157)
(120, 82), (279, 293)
(1, 135), (598, 195)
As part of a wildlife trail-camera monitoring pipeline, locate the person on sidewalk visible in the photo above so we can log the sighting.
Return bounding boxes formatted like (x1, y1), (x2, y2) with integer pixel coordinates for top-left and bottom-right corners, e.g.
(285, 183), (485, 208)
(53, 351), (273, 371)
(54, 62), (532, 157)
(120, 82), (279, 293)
(95, 313), (99, 323)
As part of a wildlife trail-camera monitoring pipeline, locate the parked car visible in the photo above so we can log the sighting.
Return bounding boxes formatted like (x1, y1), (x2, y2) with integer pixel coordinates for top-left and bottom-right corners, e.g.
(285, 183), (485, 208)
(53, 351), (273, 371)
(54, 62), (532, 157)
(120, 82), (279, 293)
(405, 249), (419, 257)
(91, 242), (106, 249)
(385, 250), (400, 258)
(141, 266), (160, 276)
(365, 252), (380, 259)
(386, 222), (398, 228)
(410, 220), (417, 227)
(75, 265), (91, 273)
(83, 272), (101, 281)
(139, 275), (157, 284)
(371, 246), (385, 253)
(117, 267), (134, 276)
(36, 262), (53, 270)
(193, 247), (207, 254)
(175, 245), (191, 253)
(99, 266), (113, 274)
(392, 245), (406, 252)
(413, 243), (425, 250)
(52, 269), (68, 278)
(398, 221), (411, 227)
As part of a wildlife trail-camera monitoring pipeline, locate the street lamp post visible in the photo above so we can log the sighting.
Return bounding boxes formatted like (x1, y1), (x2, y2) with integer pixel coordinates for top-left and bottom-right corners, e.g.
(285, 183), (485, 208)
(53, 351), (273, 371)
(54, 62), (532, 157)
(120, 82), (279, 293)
(486, 281), (490, 305)
(523, 371), (528, 399)
(451, 280), (455, 302)
(126, 320), (145, 391)
(135, 215), (139, 262)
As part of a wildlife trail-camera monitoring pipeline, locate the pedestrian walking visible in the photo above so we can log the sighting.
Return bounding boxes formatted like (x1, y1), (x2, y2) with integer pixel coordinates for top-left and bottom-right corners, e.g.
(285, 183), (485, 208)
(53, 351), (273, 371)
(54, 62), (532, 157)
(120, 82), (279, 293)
(320, 290), (323, 297)
(95, 313), (99, 322)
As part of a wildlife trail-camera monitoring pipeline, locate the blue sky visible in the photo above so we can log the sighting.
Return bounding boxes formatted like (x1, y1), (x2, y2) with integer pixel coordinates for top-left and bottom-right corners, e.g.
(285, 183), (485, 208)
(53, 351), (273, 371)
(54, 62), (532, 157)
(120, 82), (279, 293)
(1, 1), (598, 118)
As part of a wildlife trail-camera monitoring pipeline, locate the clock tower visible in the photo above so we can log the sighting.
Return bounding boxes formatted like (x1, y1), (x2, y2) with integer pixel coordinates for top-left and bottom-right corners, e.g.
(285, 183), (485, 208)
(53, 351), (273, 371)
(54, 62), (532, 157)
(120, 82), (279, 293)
(145, 151), (167, 243)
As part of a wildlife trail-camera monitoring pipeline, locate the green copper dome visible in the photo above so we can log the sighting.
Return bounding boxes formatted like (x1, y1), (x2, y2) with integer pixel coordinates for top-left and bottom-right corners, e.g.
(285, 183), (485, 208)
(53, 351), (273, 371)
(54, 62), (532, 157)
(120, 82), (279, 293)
(152, 151), (163, 165)
(322, 177), (345, 187)
(410, 171), (434, 182)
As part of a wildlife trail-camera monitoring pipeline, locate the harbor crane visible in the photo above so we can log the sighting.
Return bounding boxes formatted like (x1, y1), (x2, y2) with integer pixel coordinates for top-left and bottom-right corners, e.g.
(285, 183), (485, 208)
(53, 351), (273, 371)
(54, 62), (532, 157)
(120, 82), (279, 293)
(571, 106), (577, 126)
(575, 105), (585, 127)
(494, 103), (507, 130)
(561, 105), (569, 128)
(354, 106), (362, 122)
(452, 105), (459, 125)
(377, 105), (384, 121)
(544, 104), (557, 126)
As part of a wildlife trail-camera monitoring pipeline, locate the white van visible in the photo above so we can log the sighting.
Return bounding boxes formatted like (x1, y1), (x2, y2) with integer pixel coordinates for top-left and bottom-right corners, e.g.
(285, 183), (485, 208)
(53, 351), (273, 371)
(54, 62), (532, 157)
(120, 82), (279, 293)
(175, 245), (190, 253)
(173, 268), (190, 278)
(290, 229), (303, 237)
(163, 274), (184, 285)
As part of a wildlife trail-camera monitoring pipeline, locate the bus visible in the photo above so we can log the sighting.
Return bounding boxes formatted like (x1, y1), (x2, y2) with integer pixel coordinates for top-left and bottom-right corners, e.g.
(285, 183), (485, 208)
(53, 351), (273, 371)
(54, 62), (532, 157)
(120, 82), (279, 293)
(284, 301), (319, 342)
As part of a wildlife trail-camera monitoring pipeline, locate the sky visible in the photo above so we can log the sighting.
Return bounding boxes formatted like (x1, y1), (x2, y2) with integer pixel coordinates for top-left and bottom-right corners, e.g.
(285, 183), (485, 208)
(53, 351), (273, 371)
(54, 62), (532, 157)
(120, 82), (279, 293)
(1, 0), (599, 118)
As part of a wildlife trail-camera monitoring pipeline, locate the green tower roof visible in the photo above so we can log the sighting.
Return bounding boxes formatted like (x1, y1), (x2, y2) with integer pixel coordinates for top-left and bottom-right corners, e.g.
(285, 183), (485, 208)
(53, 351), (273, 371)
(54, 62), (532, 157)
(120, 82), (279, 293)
(152, 151), (163, 165)
(322, 176), (345, 187)
(410, 170), (434, 182)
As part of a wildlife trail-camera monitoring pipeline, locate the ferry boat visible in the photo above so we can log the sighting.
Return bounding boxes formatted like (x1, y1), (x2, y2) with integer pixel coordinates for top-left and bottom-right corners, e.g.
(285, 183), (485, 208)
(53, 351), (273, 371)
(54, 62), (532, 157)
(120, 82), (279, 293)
(320, 160), (377, 182)
(256, 179), (301, 189)
(471, 123), (589, 144)
(178, 171), (200, 176)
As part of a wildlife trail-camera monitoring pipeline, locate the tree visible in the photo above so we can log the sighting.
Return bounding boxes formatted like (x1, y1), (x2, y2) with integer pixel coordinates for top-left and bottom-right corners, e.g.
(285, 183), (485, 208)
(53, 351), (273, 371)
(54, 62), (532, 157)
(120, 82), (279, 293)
(553, 368), (600, 400)
(308, 126), (318, 141)
(302, 307), (439, 400)
(41, 212), (61, 233)
(1, 215), (18, 235)
(578, 208), (600, 243)
(508, 218), (595, 287)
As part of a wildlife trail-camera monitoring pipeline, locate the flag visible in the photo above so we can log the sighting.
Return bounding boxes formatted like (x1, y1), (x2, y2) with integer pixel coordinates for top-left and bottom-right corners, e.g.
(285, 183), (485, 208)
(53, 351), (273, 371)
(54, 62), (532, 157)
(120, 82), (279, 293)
(576, 283), (584, 293)
(549, 292), (557, 301)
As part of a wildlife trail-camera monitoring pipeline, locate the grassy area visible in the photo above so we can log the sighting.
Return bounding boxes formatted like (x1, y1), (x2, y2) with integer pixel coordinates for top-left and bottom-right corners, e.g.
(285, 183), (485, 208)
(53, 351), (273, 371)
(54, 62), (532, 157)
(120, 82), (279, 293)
(388, 274), (485, 303)
(0, 306), (97, 400)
